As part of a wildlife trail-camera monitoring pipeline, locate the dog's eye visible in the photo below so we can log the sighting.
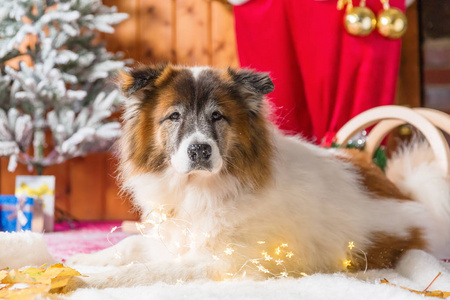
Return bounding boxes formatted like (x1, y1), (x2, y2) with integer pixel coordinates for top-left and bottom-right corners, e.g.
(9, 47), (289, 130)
(169, 112), (181, 121)
(211, 111), (223, 121)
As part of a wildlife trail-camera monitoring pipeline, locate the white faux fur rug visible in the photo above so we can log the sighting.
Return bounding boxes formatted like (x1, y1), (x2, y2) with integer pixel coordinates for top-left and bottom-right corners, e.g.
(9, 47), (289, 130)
(63, 251), (450, 300)
(2, 232), (450, 300)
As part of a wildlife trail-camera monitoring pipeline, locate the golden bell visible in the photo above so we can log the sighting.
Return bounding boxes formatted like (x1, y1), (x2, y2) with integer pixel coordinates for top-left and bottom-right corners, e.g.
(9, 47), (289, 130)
(377, 7), (408, 39)
(344, 6), (377, 36)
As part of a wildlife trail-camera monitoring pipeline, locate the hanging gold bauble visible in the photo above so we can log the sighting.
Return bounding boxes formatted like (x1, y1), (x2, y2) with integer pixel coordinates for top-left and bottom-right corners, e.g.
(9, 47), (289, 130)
(377, 7), (408, 39)
(344, 6), (377, 36)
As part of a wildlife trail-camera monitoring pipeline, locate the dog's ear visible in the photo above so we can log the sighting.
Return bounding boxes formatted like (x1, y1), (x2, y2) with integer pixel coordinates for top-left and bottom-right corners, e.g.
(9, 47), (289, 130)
(228, 68), (274, 95)
(119, 64), (173, 97)
(227, 68), (274, 114)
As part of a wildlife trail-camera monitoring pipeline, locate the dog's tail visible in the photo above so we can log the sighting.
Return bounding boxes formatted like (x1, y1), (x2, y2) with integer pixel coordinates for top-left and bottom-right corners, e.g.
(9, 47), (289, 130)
(385, 140), (450, 258)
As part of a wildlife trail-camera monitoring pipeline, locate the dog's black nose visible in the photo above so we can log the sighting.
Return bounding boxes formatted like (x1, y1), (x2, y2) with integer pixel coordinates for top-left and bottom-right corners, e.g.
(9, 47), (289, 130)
(187, 144), (212, 162)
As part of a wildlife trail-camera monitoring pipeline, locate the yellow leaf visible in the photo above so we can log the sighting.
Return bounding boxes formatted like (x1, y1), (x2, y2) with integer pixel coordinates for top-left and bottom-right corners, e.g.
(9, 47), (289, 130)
(0, 283), (50, 300)
(50, 276), (74, 290)
(0, 270), (7, 281)
(48, 265), (81, 278)
(2, 270), (39, 285)
(21, 267), (45, 278)
(47, 263), (64, 269)
(0, 264), (83, 298)
(40, 268), (64, 280)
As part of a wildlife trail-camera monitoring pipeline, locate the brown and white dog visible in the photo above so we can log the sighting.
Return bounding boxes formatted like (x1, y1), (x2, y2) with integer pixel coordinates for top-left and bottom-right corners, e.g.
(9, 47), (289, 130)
(67, 64), (450, 288)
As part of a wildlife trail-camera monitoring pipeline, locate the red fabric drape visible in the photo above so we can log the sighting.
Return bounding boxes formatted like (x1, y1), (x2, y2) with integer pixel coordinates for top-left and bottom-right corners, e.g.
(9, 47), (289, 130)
(233, 0), (405, 142)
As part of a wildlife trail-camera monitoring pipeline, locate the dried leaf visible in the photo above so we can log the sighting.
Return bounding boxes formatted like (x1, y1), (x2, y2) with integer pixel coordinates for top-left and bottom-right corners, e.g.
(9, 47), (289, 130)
(50, 276), (75, 290)
(381, 278), (450, 299)
(0, 270), (7, 281)
(0, 283), (50, 300)
(0, 264), (83, 299)
(47, 263), (81, 277)
(2, 270), (39, 285)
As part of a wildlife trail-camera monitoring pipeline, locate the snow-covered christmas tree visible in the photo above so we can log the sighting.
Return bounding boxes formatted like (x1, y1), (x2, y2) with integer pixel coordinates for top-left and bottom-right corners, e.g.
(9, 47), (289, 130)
(0, 0), (128, 174)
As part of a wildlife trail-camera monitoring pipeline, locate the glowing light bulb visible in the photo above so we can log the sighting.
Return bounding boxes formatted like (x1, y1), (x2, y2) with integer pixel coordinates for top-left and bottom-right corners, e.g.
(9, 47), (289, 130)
(281, 243), (288, 248)
(257, 265), (269, 273)
(343, 260), (352, 267)
(348, 241), (355, 250)
(286, 252), (294, 258)
(135, 223), (142, 231)
(275, 247), (281, 255)
(225, 248), (235, 255)
(275, 259), (284, 265)
(145, 219), (156, 225)
(257, 241), (266, 244)
(280, 272), (288, 277)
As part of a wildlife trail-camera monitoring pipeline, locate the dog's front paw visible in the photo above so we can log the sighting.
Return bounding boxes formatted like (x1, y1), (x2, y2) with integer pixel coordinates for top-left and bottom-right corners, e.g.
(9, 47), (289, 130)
(61, 276), (90, 293)
(62, 271), (124, 292)
(66, 252), (113, 267)
(62, 272), (113, 293)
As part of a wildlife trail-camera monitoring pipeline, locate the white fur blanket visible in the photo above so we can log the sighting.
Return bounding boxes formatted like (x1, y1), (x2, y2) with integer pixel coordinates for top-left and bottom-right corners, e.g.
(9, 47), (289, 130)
(1, 232), (449, 300)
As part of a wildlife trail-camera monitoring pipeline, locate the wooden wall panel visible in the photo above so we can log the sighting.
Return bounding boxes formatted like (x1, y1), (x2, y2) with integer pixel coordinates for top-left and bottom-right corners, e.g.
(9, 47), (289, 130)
(104, 153), (135, 220)
(176, 0), (211, 65)
(102, 0), (140, 60)
(211, 2), (239, 68)
(0, 158), (29, 196)
(395, 1), (421, 107)
(45, 162), (71, 214)
(138, 0), (174, 63)
(68, 154), (106, 220)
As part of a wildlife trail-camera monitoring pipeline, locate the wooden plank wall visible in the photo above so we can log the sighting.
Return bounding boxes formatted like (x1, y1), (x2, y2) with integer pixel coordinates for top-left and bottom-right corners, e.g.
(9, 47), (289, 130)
(0, 0), (238, 221)
(395, 1), (421, 108)
(103, 0), (238, 67)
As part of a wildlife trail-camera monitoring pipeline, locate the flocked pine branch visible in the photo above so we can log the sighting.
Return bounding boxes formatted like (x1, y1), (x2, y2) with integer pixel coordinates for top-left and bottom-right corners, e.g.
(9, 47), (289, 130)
(0, 0), (129, 174)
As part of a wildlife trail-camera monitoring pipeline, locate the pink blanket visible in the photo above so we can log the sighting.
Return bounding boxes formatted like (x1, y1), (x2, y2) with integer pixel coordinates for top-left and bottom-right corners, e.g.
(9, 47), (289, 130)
(44, 221), (133, 262)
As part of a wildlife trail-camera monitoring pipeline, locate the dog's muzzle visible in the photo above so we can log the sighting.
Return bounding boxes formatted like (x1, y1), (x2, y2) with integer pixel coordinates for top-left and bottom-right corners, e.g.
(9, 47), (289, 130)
(170, 132), (222, 174)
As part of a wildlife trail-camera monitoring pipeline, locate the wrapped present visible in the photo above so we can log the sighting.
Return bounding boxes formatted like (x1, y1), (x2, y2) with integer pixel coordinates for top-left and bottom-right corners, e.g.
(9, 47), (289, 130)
(15, 176), (55, 232)
(0, 195), (34, 232)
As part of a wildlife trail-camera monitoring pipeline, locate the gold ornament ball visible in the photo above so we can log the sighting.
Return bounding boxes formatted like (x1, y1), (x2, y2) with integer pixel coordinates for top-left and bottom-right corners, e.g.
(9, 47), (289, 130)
(344, 6), (377, 36)
(377, 7), (408, 39)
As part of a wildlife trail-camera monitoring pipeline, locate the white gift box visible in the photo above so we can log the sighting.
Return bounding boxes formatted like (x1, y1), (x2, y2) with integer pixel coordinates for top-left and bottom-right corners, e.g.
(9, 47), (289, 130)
(15, 176), (55, 232)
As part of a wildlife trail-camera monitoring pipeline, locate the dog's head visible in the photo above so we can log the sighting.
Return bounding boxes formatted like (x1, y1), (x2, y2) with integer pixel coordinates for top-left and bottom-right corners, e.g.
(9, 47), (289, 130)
(119, 64), (274, 186)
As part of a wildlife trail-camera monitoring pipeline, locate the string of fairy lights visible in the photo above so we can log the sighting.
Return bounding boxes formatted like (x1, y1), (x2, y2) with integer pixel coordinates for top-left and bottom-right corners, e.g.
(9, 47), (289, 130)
(106, 204), (368, 280)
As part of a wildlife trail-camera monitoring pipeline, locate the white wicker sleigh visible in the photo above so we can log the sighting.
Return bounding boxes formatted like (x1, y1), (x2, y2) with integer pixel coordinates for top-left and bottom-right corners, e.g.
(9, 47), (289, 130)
(335, 105), (450, 176)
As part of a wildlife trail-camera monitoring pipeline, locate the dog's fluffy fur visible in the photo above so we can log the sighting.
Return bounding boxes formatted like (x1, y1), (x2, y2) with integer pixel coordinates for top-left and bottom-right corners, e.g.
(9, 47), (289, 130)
(67, 64), (450, 289)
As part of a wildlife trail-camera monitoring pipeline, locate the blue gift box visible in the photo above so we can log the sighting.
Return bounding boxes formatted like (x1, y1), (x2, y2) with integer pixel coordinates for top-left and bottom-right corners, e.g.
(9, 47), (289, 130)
(0, 195), (33, 232)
